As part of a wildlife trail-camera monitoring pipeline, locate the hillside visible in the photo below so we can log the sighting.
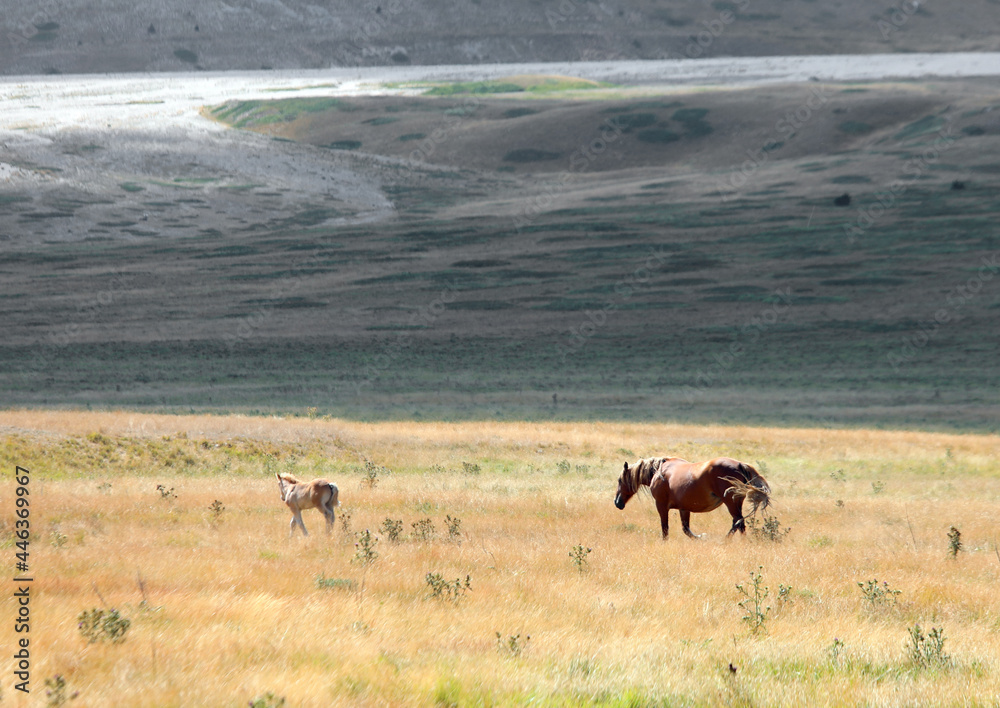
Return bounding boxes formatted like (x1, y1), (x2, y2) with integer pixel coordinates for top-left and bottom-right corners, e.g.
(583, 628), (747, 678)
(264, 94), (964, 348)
(3, 0), (1000, 75)
(2, 76), (999, 428)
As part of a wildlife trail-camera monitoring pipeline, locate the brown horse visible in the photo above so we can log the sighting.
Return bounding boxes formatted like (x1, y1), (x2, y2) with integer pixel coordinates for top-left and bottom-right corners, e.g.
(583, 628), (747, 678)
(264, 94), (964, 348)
(613, 457), (771, 538)
(275, 473), (340, 537)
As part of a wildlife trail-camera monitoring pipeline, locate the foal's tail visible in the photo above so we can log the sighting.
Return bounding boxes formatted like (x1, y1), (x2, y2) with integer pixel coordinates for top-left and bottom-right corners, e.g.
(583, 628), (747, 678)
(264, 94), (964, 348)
(327, 483), (340, 508)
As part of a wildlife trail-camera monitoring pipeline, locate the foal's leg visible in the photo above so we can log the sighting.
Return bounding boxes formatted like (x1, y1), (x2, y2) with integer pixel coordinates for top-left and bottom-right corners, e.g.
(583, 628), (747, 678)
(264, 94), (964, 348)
(324, 503), (336, 534)
(290, 510), (308, 537)
(680, 510), (702, 539)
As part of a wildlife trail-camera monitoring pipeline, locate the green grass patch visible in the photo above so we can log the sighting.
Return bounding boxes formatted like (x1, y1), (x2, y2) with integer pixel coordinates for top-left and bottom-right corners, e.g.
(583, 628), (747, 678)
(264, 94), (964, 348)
(895, 115), (946, 141)
(425, 76), (608, 96)
(637, 128), (680, 144)
(502, 107), (539, 119)
(210, 98), (356, 128)
(672, 107), (713, 137)
(829, 175), (872, 184)
(612, 113), (658, 131)
(425, 81), (525, 96)
(323, 140), (363, 150)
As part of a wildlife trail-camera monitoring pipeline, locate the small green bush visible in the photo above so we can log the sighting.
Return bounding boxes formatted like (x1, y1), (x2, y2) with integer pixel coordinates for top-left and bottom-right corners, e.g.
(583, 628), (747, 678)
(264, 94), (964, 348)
(77, 608), (130, 644)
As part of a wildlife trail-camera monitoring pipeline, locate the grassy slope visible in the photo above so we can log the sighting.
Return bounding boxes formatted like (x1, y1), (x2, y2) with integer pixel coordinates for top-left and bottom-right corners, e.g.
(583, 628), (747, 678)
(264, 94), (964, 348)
(1, 411), (998, 706)
(3, 79), (999, 429)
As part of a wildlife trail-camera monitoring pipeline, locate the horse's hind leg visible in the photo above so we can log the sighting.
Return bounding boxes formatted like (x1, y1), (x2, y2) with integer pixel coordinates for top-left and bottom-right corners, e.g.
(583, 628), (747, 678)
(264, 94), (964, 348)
(723, 495), (746, 537)
(680, 511), (702, 539)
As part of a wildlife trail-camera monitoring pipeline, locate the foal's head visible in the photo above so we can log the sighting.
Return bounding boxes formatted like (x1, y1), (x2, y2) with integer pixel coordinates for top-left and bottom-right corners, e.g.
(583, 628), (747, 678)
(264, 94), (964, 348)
(276, 472), (301, 502)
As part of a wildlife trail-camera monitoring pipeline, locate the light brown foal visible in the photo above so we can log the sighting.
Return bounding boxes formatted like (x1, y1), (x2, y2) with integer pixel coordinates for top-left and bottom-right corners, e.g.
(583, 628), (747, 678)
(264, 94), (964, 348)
(275, 473), (339, 537)
(614, 456), (771, 538)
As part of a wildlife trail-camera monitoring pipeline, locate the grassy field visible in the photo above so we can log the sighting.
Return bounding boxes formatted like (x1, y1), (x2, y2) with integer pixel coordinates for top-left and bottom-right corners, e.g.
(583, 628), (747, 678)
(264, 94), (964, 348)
(2, 411), (999, 706)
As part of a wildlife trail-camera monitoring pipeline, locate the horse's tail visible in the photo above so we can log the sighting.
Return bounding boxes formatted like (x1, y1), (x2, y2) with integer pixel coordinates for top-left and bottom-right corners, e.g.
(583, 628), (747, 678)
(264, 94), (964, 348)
(727, 463), (771, 516)
(327, 483), (340, 508)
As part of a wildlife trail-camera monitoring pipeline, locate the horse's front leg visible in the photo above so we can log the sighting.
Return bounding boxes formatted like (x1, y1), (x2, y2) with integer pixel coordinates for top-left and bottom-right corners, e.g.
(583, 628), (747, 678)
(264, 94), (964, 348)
(680, 510), (702, 539)
(654, 498), (671, 539)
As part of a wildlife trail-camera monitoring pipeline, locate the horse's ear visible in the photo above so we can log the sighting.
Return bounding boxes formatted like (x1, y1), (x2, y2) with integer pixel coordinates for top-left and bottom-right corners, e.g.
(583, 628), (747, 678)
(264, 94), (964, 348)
(623, 461), (629, 473)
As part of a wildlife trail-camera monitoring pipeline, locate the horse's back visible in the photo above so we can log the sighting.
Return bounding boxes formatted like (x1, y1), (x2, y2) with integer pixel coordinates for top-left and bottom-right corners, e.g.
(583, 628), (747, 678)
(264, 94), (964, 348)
(706, 457), (743, 470)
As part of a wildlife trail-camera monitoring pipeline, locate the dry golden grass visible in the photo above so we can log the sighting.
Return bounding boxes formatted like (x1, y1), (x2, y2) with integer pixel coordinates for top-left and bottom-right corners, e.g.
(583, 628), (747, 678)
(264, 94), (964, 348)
(2, 411), (999, 707)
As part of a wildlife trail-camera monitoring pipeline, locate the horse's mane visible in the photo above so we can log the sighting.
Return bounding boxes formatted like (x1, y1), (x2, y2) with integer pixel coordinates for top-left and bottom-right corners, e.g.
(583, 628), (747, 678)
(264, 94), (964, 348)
(277, 472), (301, 484)
(625, 458), (665, 496)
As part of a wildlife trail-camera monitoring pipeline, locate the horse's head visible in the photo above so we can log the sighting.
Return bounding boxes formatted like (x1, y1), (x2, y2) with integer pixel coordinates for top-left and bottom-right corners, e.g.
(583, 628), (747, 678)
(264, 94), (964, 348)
(614, 461), (637, 509)
(614, 459), (663, 509)
(275, 473), (289, 502)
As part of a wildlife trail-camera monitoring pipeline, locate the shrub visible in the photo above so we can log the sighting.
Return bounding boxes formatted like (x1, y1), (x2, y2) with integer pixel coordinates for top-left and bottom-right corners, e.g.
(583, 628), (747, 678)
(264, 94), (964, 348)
(411, 518), (436, 542)
(736, 567), (771, 635)
(947, 526), (962, 559)
(248, 692), (286, 708)
(314, 574), (355, 591)
(858, 578), (901, 611)
(496, 632), (530, 657)
(426, 573), (471, 601)
(77, 608), (130, 644)
(445, 515), (462, 543)
(354, 529), (379, 565)
(208, 500), (225, 525)
(362, 459), (383, 489)
(380, 517), (403, 543)
(827, 637), (845, 664)
(569, 544), (592, 572)
(45, 674), (77, 707)
(907, 625), (949, 669)
(747, 514), (790, 542)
